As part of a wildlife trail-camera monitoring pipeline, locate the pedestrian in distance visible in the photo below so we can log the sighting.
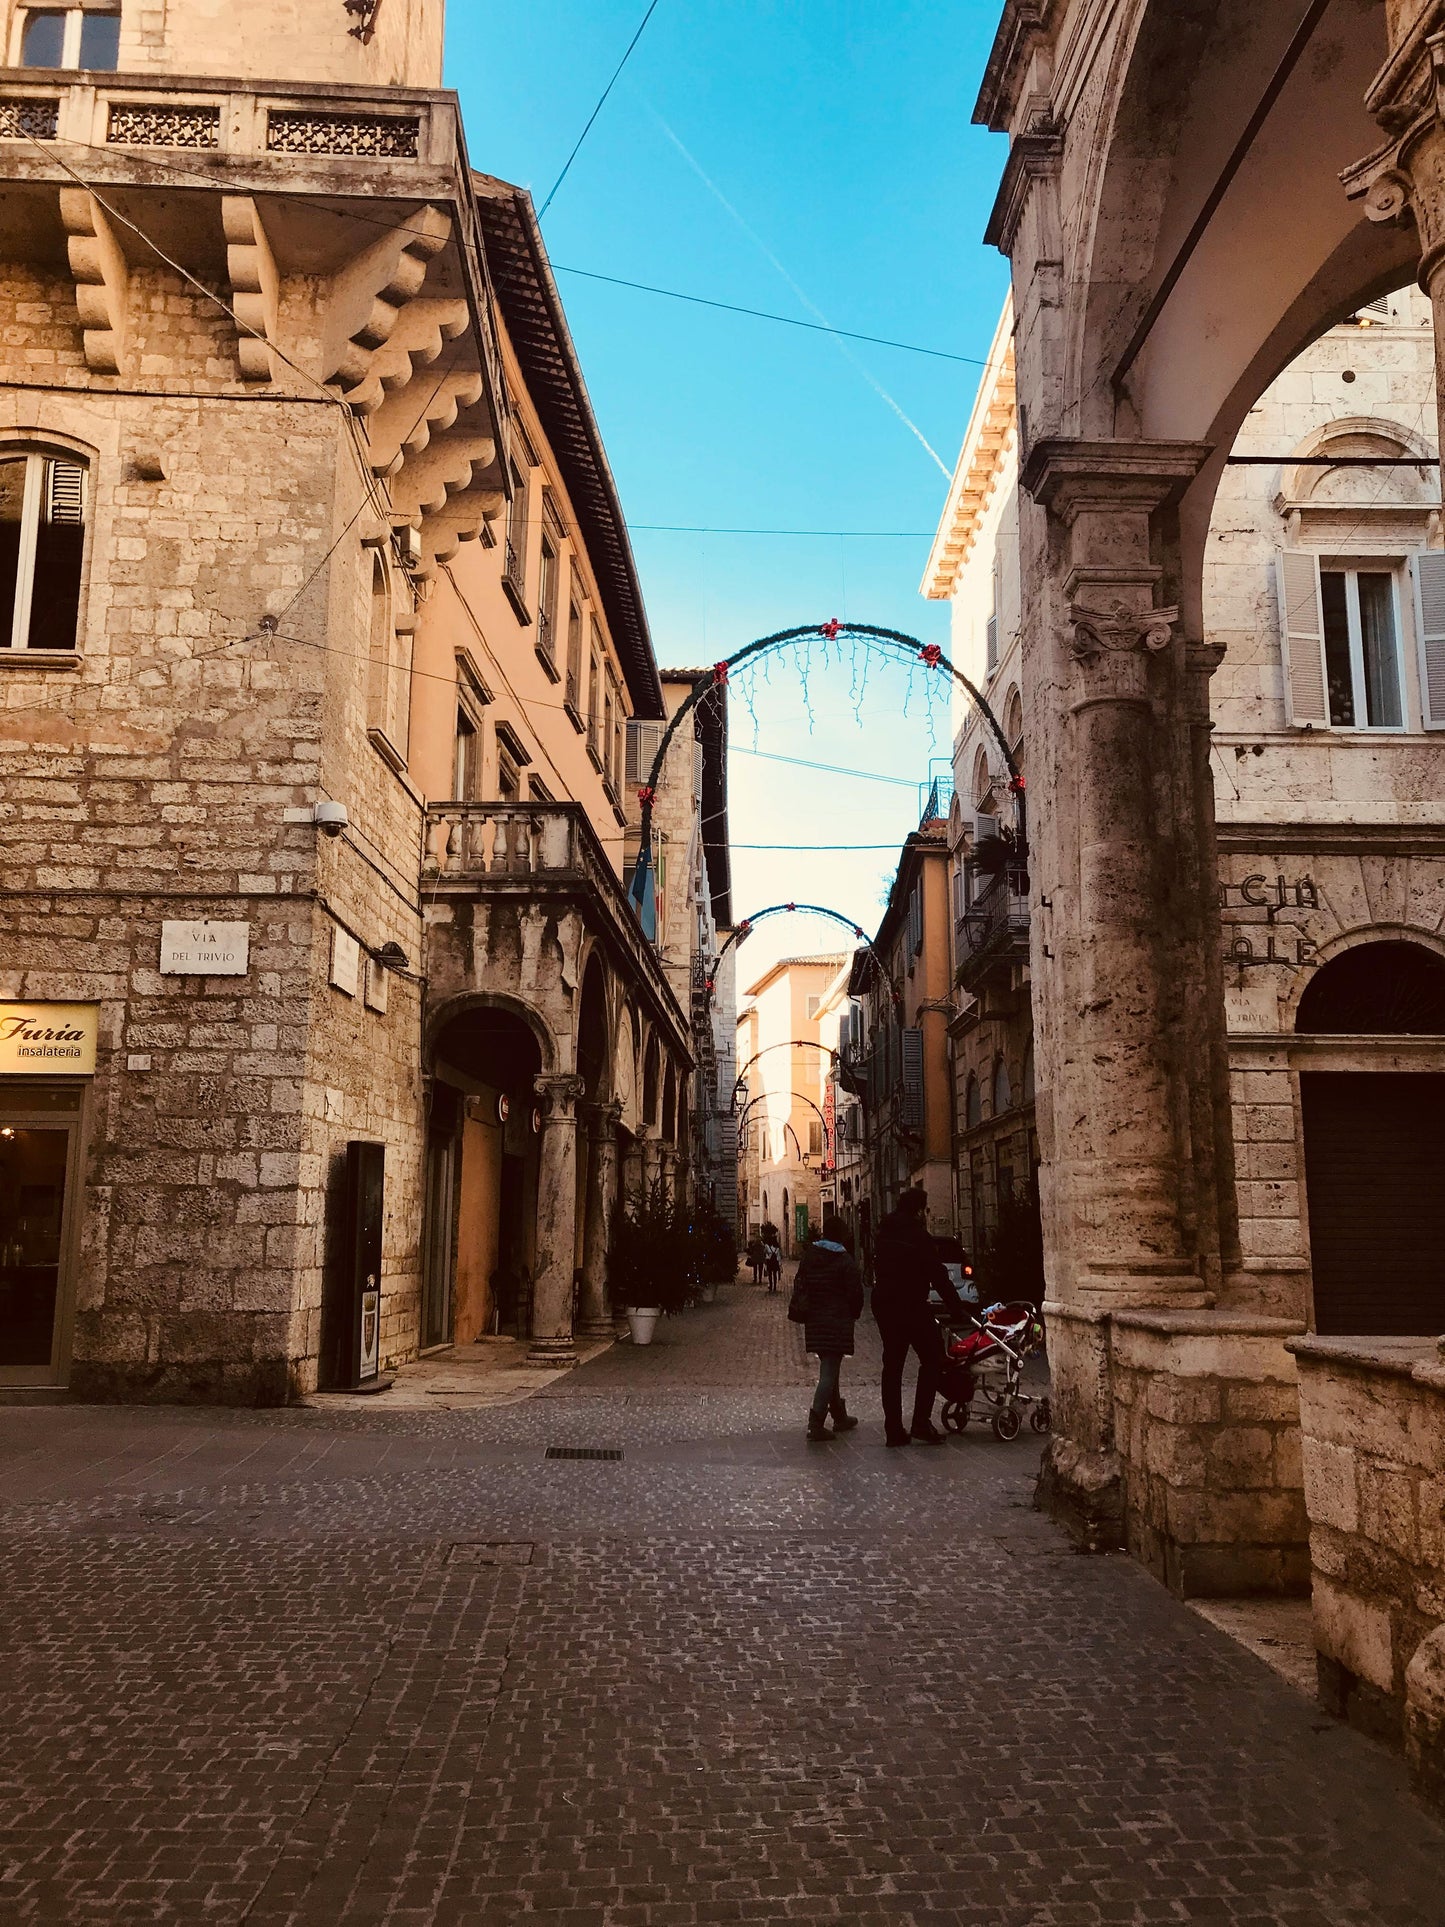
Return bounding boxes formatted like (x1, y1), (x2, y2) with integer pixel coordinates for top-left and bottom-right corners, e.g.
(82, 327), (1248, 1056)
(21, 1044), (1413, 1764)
(871, 1186), (969, 1447)
(764, 1240), (782, 1292)
(789, 1215), (865, 1441)
(746, 1235), (765, 1285)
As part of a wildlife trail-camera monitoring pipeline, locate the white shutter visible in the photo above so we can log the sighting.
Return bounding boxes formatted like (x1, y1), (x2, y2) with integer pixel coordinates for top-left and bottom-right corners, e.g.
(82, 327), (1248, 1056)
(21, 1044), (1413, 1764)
(1412, 550), (1445, 730)
(1275, 550), (1329, 728)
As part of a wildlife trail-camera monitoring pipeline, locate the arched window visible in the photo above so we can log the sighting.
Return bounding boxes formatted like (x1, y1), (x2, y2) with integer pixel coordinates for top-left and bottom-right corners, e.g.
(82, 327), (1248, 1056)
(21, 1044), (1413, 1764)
(1296, 940), (1445, 1034)
(965, 1074), (981, 1129)
(972, 745), (992, 809)
(0, 448), (88, 651)
(1004, 686), (1023, 750)
(993, 1055), (1012, 1116)
(1021, 1038), (1035, 1103)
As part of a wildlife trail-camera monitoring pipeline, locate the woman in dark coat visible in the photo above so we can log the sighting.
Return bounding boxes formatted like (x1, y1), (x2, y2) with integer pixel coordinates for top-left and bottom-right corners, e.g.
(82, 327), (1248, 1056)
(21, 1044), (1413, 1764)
(790, 1214), (866, 1441)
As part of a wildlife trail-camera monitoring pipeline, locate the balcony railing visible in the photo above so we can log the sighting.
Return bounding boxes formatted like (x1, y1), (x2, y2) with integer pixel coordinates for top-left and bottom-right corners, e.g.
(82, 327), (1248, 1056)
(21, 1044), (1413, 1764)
(956, 868), (1030, 989)
(504, 536), (527, 604)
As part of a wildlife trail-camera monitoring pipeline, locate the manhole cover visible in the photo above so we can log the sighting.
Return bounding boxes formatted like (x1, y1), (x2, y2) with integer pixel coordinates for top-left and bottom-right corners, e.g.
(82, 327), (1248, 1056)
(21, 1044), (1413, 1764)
(544, 1446), (622, 1461)
(448, 1542), (534, 1565)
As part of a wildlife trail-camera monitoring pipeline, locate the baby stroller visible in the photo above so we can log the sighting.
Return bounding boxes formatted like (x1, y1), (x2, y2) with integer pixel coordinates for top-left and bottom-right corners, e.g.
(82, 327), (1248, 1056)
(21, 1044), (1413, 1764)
(938, 1301), (1049, 1441)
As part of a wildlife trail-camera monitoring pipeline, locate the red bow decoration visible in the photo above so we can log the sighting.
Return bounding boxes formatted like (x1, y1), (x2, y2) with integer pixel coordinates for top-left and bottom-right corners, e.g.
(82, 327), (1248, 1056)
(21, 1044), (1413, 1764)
(737, 918), (752, 936)
(854, 925), (864, 939)
(713, 661), (729, 685)
(1008, 773), (1027, 794)
(920, 644), (943, 668)
(705, 979), (715, 993)
(636, 785), (655, 806)
(820, 618), (842, 640)
(786, 902), (796, 912)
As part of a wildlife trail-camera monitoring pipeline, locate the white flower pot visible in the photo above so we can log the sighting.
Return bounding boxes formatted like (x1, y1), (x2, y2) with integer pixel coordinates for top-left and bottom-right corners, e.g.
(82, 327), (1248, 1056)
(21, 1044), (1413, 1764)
(626, 1307), (661, 1345)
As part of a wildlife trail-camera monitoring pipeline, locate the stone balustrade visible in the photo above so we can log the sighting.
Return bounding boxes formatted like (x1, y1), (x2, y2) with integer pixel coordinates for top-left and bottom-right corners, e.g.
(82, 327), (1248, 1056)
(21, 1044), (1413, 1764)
(1289, 1334), (1445, 1812)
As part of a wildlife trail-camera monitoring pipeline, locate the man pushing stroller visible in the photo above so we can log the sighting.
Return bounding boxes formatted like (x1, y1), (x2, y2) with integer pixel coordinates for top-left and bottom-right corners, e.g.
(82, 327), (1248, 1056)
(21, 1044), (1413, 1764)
(871, 1187), (970, 1447)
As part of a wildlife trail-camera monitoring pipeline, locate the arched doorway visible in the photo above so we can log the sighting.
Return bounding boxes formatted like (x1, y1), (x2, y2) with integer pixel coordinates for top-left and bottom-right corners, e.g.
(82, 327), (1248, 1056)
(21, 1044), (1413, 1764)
(424, 1003), (547, 1347)
(1297, 941), (1445, 1334)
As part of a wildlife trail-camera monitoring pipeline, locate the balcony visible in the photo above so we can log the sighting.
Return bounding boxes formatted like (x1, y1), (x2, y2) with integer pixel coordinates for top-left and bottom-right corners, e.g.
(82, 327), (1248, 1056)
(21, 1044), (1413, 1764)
(423, 801), (690, 1057)
(956, 867), (1030, 994)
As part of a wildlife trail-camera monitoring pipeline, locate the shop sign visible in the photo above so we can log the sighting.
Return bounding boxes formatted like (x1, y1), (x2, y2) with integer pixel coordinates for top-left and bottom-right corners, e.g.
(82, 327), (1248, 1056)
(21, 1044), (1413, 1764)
(160, 920), (250, 976)
(0, 1004), (98, 1075)
(1220, 873), (1322, 969)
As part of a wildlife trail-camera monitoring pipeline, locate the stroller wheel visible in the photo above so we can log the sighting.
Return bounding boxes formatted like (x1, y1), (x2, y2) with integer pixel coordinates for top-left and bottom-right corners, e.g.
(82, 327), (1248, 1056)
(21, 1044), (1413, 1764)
(1030, 1399), (1052, 1435)
(941, 1401), (968, 1433)
(991, 1405), (1022, 1442)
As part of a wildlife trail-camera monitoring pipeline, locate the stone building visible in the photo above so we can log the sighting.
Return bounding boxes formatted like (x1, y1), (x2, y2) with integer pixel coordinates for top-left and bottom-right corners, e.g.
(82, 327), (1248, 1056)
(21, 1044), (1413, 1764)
(0, 0), (692, 1399)
(734, 954), (842, 1253)
(813, 956), (866, 1255)
(623, 670), (737, 1228)
(975, 0), (1445, 1794)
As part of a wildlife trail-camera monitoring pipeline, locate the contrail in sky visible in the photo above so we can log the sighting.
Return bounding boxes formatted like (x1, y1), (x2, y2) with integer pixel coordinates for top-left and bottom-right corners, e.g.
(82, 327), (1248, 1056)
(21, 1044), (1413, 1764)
(647, 108), (952, 481)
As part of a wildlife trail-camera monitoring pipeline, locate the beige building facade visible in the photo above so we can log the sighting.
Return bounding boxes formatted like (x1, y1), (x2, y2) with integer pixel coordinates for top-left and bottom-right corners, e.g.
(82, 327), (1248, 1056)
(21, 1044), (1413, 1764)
(0, 0), (694, 1399)
(735, 954), (842, 1253)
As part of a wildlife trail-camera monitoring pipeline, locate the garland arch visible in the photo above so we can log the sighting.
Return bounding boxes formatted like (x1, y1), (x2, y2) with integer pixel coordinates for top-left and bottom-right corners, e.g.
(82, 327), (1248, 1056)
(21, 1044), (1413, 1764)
(733, 1038), (838, 1106)
(627, 620), (1026, 937)
(712, 903), (897, 1007)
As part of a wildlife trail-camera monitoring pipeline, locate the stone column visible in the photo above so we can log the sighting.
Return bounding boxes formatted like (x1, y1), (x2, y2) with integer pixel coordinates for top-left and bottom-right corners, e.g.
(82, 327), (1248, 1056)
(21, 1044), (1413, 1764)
(1020, 440), (1222, 1537)
(659, 1146), (679, 1204)
(578, 1099), (623, 1337)
(1344, 24), (1445, 462)
(640, 1129), (662, 1206)
(527, 1073), (586, 1367)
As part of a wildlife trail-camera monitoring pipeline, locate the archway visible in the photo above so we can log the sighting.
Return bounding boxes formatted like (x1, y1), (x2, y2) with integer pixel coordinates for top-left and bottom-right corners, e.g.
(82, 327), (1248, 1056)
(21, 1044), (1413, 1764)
(1296, 940), (1445, 1335)
(426, 1003), (546, 1346)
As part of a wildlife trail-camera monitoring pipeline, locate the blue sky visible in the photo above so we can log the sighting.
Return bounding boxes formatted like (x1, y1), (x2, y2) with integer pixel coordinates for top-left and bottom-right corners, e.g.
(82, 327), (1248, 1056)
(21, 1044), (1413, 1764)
(446, 2), (1009, 979)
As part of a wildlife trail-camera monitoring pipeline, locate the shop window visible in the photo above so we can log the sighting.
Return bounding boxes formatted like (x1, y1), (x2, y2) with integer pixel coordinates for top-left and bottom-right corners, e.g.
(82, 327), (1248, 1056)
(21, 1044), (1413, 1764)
(21, 5), (120, 69)
(0, 450), (87, 651)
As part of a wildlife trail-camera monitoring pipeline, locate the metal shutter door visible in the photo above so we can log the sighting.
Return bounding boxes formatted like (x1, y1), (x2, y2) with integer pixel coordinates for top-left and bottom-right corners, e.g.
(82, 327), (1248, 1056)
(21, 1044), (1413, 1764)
(1300, 1071), (1445, 1335)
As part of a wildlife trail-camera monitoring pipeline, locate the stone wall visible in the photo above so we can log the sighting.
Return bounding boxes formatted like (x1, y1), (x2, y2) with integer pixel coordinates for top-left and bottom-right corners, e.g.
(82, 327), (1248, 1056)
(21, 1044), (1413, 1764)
(1108, 1310), (1308, 1596)
(1292, 1336), (1445, 1790)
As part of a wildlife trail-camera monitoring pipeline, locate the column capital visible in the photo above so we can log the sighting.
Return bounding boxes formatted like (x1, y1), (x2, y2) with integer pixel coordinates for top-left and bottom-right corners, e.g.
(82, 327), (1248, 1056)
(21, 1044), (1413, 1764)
(1346, 26), (1445, 282)
(584, 1097), (625, 1134)
(1068, 598), (1179, 664)
(1020, 437), (1214, 521)
(534, 1073), (586, 1121)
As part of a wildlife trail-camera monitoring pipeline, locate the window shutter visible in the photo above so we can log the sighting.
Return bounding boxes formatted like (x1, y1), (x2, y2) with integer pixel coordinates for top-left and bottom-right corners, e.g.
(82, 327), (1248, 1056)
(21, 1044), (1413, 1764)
(1275, 551), (1329, 727)
(47, 459), (85, 525)
(1412, 550), (1445, 730)
(900, 1027), (924, 1128)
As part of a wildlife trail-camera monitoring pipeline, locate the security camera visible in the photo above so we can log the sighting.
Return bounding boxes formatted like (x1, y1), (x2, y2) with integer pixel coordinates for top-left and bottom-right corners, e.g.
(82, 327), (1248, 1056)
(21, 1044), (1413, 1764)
(313, 800), (349, 838)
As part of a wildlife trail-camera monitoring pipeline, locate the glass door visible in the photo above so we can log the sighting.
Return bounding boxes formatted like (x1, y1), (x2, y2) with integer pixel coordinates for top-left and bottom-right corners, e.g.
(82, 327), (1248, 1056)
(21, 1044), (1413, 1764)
(0, 1100), (80, 1385)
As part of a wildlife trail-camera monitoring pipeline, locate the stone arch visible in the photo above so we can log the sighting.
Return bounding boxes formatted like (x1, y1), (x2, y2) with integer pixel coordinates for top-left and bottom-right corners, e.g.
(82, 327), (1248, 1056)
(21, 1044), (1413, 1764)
(424, 989), (557, 1075)
(1003, 684), (1023, 749)
(1275, 410), (1440, 514)
(576, 951), (610, 1102)
(642, 1030), (661, 1130)
(971, 744), (992, 808)
(1280, 923), (1445, 1032)
(612, 1005), (638, 1133)
(661, 1060), (678, 1144)
(1295, 935), (1445, 1035)
(992, 1054), (1012, 1117)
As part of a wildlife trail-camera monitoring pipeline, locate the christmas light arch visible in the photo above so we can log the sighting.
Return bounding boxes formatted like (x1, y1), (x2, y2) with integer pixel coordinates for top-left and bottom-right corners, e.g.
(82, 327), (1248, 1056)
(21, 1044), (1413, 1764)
(712, 902), (897, 1006)
(733, 1038), (838, 1106)
(735, 1089), (834, 1167)
(628, 620), (1026, 938)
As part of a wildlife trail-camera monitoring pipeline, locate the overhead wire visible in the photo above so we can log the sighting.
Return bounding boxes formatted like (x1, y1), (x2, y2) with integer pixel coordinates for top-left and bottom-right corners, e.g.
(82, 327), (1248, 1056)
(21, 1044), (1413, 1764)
(537, 0), (664, 218)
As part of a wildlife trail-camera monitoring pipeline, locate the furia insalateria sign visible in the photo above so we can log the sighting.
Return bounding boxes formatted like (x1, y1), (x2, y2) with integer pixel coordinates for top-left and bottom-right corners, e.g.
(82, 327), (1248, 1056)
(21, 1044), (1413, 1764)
(0, 1005), (98, 1075)
(160, 921), (250, 976)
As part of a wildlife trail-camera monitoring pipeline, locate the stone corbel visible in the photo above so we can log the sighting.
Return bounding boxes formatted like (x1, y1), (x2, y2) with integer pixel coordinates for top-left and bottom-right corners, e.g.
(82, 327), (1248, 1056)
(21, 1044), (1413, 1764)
(342, 296), (472, 417)
(1343, 28), (1445, 275)
(221, 196), (279, 383)
(320, 203), (453, 391)
(364, 362), (485, 476)
(59, 188), (129, 375)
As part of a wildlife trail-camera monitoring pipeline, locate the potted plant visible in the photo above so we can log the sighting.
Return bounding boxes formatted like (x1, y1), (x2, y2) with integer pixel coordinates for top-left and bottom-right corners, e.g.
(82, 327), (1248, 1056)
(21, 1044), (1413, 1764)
(608, 1190), (689, 1343)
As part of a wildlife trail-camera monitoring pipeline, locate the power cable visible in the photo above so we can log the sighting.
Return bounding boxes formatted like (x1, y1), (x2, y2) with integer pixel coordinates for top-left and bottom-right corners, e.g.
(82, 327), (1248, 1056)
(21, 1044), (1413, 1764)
(550, 264), (989, 366)
(538, 0), (663, 218)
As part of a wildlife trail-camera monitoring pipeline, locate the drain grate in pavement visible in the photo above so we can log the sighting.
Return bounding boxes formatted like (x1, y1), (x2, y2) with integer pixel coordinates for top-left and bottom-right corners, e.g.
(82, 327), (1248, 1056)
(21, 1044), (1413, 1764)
(544, 1445), (623, 1461)
(448, 1542), (535, 1565)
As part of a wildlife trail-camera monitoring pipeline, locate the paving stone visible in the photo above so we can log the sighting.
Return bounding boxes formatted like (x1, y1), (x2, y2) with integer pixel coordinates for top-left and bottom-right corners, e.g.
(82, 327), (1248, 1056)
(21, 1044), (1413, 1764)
(0, 1281), (1441, 1921)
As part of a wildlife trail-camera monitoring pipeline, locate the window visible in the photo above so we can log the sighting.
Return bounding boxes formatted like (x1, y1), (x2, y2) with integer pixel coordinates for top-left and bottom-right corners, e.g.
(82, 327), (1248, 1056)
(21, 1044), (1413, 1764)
(992, 1056), (1012, 1117)
(610, 678), (624, 794)
(965, 1074), (982, 1130)
(907, 881), (923, 956)
(536, 532), (558, 673)
(366, 554), (410, 763)
(1277, 552), (1409, 730)
(808, 1119), (824, 1157)
(453, 710), (477, 800)
(503, 461), (528, 611)
(565, 599), (583, 713)
(626, 719), (664, 787)
(21, 6), (120, 69)
(587, 627), (604, 763)
(0, 450), (87, 651)
(496, 747), (520, 804)
(1004, 686), (1024, 750)
(806, 995), (821, 1021)
(602, 684), (615, 791)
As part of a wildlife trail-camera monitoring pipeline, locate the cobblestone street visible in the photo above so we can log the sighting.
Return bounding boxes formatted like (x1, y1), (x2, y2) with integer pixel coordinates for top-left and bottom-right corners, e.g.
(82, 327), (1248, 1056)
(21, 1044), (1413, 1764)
(1, 1280), (1442, 1925)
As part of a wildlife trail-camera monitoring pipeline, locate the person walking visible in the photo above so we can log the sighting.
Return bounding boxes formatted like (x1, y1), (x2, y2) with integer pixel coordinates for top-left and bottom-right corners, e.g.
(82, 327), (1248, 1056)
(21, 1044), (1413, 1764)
(746, 1235), (765, 1286)
(871, 1187), (968, 1448)
(790, 1215), (865, 1441)
(763, 1239), (782, 1292)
